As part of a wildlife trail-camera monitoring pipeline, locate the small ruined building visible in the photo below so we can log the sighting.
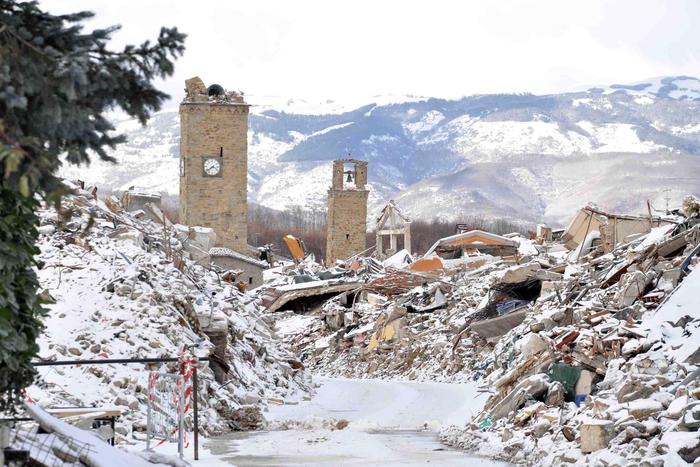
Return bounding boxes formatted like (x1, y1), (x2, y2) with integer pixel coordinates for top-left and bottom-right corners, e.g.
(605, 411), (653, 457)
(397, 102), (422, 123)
(326, 159), (369, 264)
(178, 76), (249, 255)
(375, 200), (411, 258)
(536, 223), (553, 243)
(121, 190), (161, 212)
(425, 229), (519, 260)
(209, 247), (267, 289)
(561, 205), (674, 253)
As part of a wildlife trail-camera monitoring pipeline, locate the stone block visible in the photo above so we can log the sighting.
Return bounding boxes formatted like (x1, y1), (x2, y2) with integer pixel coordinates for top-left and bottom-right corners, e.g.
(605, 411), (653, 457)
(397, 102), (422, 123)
(628, 399), (664, 420)
(519, 333), (549, 358)
(185, 76), (207, 97)
(575, 369), (594, 396)
(545, 381), (566, 406)
(490, 374), (549, 420)
(580, 420), (614, 453)
(682, 402), (700, 430)
(666, 395), (689, 419)
(115, 229), (143, 246)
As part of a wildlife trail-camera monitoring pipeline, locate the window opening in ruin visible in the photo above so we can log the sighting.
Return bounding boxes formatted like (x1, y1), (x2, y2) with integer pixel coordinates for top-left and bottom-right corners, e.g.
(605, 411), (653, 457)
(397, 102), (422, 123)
(248, 277), (253, 285)
(346, 233), (350, 240)
(219, 147), (223, 157)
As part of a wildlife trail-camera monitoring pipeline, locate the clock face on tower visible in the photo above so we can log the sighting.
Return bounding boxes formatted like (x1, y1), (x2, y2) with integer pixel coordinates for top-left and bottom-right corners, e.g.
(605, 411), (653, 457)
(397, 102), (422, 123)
(202, 157), (222, 177)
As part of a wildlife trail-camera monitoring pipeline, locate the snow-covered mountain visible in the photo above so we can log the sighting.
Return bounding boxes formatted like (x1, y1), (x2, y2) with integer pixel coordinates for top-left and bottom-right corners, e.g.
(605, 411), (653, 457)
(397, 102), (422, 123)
(61, 76), (700, 225)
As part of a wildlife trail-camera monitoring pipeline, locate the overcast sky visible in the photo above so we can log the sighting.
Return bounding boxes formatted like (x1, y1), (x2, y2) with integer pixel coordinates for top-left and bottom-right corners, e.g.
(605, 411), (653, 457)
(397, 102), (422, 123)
(41, 0), (700, 104)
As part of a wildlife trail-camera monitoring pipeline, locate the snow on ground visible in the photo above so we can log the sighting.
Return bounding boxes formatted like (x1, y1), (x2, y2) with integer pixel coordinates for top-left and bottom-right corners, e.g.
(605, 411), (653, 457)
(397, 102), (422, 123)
(577, 121), (662, 153)
(645, 264), (700, 363)
(275, 314), (319, 336)
(444, 118), (593, 160)
(267, 377), (485, 429)
(403, 110), (446, 135)
(204, 377), (508, 466)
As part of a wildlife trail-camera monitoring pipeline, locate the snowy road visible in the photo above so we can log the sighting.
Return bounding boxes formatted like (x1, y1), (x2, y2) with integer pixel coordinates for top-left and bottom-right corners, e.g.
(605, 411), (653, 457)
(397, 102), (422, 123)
(205, 377), (508, 466)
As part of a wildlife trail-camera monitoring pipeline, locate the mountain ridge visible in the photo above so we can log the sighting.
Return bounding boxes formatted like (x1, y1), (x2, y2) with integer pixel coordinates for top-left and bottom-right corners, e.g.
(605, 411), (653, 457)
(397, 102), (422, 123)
(60, 76), (700, 226)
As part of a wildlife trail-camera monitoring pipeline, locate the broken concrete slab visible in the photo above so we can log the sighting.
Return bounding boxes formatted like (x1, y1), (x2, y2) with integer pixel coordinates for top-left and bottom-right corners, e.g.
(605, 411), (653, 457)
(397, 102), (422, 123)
(498, 262), (541, 284)
(615, 271), (653, 307)
(627, 399), (664, 420)
(575, 370), (594, 397)
(488, 374), (549, 421)
(470, 307), (528, 341)
(121, 191), (161, 212)
(142, 202), (172, 228)
(261, 279), (361, 313)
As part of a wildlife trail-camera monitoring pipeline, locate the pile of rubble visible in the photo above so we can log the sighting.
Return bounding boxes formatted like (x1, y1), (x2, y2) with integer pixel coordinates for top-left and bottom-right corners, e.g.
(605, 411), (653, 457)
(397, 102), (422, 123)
(270, 236), (534, 382)
(272, 197), (700, 465)
(28, 181), (310, 445)
(440, 201), (700, 465)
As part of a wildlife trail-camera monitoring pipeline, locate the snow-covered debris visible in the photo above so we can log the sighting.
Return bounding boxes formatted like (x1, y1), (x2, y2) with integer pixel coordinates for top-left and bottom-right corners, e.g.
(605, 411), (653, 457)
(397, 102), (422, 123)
(438, 222), (700, 465)
(28, 181), (311, 445)
(271, 199), (700, 465)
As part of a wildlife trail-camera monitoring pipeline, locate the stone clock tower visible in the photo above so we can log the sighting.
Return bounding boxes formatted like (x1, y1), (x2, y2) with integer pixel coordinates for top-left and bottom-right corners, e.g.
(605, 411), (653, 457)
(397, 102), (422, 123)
(179, 77), (249, 254)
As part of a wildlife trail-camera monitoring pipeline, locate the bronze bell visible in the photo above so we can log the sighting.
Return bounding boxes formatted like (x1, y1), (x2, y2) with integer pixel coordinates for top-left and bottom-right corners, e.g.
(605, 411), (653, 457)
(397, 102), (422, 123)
(346, 171), (354, 183)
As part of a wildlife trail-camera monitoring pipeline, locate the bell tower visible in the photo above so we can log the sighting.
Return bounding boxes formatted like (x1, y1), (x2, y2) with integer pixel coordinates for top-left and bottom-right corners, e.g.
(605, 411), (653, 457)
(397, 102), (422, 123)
(326, 159), (369, 264)
(179, 77), (249, 254)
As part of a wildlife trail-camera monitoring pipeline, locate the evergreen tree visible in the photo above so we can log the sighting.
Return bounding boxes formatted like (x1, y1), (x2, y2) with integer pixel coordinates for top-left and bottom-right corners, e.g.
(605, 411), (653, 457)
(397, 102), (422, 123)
(0, 0), (185, 412)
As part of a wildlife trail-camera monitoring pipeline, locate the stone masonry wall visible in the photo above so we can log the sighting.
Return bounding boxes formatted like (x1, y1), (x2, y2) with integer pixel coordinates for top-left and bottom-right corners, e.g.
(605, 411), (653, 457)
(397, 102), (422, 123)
(179, 102), (249, 253)
(326, 189), (369, 263)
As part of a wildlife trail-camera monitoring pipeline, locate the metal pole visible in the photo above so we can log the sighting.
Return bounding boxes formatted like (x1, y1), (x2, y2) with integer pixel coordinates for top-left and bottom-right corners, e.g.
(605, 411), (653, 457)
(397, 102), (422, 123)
(146, 373), (152, 451)
(31, 357), (208, 367)
(193, 366), (199, 461)
(178, 378), (185, 459)
(110, 417), (116, 446)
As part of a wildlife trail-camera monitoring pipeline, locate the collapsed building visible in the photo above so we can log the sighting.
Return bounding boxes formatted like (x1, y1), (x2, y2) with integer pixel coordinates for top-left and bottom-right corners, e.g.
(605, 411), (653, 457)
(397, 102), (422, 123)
(12, 143), (700, 467)
(209, 247), (268, 288)
(561, 205), (675, 253)
(10, 79), (697, 467)
(425, 229), (520, 260)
